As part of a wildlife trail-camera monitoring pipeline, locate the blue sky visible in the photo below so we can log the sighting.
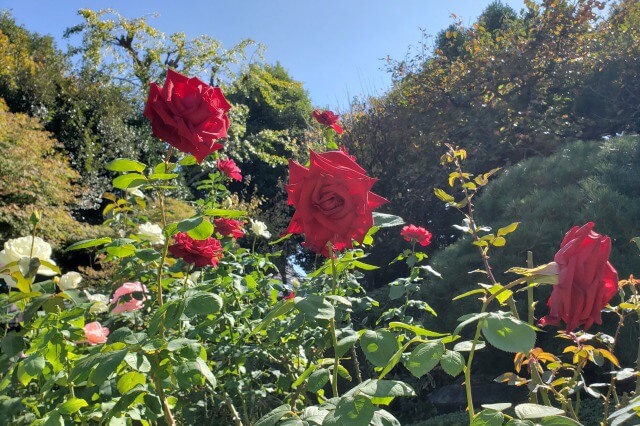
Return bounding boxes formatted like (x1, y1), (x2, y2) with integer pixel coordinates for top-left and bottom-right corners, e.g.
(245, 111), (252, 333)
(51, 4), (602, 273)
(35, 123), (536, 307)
(2, 0), (524, 110)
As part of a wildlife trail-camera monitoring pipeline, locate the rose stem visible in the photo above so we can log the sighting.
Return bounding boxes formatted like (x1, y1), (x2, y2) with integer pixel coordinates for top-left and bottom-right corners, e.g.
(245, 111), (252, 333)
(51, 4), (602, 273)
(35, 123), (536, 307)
(328, 243), (340, 398)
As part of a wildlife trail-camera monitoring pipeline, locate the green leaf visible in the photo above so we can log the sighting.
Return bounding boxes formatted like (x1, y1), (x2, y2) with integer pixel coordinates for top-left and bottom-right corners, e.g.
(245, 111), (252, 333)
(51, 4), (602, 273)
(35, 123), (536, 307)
(482, 403), (513, 411)
(89, 349), (128, 386)
(148, 173), (179, 180)
(195, 357), (217, 388)
(434, 188), (455, 203)
(324, 395), (375, 426)
(538, 417), (581, 426)
(505, 420), (535, 426)
(179, 155), (198, 166)
(65, 237), (112, 252)
(454, 312), (490, 336)
(471, 409), (504, 426)
(251, 299), (295, 336)
(497, 222), (520, 237)
(112, 173), (147, 189)
(336, 329), (359, 357)
(492, 236), (506, 247)
(388, 322), (448, 338)
(308, 368), (330, 393)
(57, 397), (88, 415)
(405, 341), (445, 378)
(106, 158), (146, 173)
(349, 379), (416, 400)
(203, 208), (247, 219)
(514, 404), (565, 420)
(452, 288), (486, 301)
(148, 300), (185, 335)
(440, 350), (465, 377)
(373, 213), (405, 228)
(1, 332), (24, 358)
(254, 404), (291, 426)
(482, 313), (536, 354)
(295, 295), (335, 320)
(116, 371), (146, 394)
(185, 293), (223, 317)
(360, 330), (400, 367)
(106, 239), (136, 258)
(17, 354), (45, 386)
(177, 217), (214, 240)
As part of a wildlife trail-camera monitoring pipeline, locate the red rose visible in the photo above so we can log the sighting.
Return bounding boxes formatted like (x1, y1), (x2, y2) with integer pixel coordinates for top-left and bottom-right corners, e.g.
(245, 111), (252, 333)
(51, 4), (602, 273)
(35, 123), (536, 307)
(312, 110), (343, 134)
(214, 218), (245, 239)
(401, 224), (432, 247)
(539, 222), (619, 331)
(285, 150), (387, 256)
(168, 232), (224, 268)
(217, 158), (242, 181)
(143, 69), (232, 163)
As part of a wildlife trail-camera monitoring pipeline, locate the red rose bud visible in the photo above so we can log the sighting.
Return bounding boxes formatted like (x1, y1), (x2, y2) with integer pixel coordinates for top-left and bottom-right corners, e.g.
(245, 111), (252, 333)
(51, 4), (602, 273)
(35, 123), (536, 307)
(168, 232), (224, 268)
(401, 224), (433, 247)
(217, 158), (242, 181)
(285, 150), (387, 257)
(143, 69), (231, 163)
(214, 218), (245, 239)
(312, 109), (343, 134)
(538, 222), (619, 332)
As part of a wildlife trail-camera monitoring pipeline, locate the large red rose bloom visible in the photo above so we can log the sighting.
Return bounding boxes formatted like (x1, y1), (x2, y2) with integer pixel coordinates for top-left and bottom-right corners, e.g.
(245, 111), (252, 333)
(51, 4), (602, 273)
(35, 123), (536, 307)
(168, 232), (224, 268)
(285, 150), (387, 256)
(539, 222), (619, 331)
(143, 69), (231, 163)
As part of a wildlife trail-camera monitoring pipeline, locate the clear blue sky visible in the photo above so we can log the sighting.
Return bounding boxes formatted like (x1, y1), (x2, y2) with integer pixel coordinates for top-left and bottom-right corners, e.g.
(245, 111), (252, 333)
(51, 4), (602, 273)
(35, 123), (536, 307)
(2, 0), (524, 110)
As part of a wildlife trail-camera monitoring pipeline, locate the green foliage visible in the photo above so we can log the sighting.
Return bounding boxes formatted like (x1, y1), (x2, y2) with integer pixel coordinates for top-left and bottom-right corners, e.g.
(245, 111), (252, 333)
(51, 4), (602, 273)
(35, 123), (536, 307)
(0, 99), (103, 245)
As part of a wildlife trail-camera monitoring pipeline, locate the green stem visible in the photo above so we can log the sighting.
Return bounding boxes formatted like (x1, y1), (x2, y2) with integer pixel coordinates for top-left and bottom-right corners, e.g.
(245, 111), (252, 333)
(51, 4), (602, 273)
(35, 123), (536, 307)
(328, 243), (340, 398)
(150, 353), (176, 426)
(527, 251), (535, 326)
(465, 300), (488, 423)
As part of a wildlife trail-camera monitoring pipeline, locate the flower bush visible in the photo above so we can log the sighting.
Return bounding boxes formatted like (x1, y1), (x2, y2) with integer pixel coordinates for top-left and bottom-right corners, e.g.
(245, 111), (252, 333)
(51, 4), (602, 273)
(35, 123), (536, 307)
(0, 68), (638, 426)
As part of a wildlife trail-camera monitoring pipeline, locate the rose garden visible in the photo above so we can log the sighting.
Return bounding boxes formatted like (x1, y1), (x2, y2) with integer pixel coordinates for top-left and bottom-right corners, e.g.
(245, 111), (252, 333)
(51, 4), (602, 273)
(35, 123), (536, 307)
(3, 1), (640, 425)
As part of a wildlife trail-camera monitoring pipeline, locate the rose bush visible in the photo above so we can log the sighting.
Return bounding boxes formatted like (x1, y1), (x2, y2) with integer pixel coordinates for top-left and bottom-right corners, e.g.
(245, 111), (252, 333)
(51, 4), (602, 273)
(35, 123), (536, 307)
(285, 149), (387, 256)
(143, 69), (231, 163)
(168, 231), (224, 267)
(539, 222), (619, 331)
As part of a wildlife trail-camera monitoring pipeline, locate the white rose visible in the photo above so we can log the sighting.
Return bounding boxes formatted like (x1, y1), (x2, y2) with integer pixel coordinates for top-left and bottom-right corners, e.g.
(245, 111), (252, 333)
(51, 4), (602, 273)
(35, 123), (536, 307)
(58, 271), (82, 291)
(137, 222), (165, 245)
(84, 291), (110, 314)
(0, 236), (57, 287)
(250, 220), (271, 239)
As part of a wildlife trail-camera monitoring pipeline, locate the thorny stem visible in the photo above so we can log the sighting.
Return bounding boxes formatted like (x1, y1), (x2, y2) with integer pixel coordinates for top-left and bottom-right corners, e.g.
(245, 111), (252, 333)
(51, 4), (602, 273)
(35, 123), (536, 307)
(351, 345), (363, 384)
(451, 151), (519, 320)
(328, 243), (340, 398)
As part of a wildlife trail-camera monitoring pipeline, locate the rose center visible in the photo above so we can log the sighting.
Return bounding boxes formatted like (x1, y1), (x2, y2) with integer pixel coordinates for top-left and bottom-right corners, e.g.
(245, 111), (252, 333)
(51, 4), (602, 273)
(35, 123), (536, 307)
(315, 187), (346, 216)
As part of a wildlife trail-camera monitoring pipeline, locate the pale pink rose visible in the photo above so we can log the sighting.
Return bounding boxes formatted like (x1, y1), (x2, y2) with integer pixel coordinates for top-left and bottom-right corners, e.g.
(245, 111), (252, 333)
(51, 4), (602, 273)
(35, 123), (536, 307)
(110, 281), (149, 314)
(84, 321), (109, 345)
